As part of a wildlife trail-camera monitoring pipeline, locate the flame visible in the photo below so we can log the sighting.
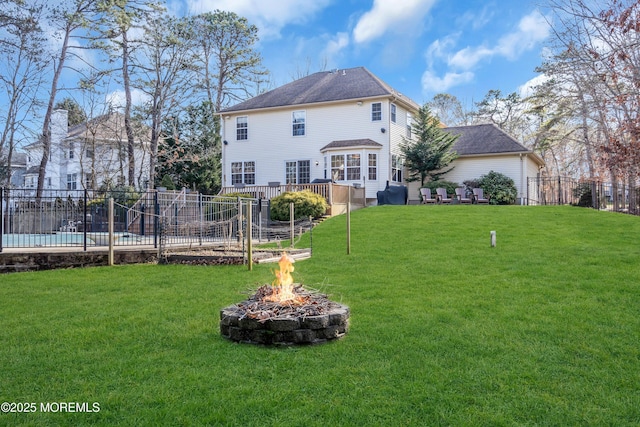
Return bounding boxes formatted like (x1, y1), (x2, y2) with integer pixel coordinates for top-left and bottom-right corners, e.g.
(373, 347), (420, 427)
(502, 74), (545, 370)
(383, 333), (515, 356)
(264, 252), (298, 303)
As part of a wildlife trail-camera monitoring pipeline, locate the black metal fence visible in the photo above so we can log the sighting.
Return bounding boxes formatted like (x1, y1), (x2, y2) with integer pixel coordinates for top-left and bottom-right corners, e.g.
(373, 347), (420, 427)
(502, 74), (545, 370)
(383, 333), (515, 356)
(527, 177), (640, 215)
(1, 188), (318, 252)
(0, 188), (266, 251)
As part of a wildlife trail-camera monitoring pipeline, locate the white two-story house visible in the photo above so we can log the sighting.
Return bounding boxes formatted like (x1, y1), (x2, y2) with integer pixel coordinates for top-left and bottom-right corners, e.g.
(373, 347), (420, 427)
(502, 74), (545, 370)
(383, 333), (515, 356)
(219, 66), (544, 205)
(22, 109), (151, 196)
(219, 67), (420, 204)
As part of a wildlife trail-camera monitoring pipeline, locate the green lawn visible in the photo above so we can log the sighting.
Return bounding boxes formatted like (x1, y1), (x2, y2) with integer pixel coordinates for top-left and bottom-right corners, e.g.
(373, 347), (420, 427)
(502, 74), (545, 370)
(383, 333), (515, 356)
(1, 205), (639, 426)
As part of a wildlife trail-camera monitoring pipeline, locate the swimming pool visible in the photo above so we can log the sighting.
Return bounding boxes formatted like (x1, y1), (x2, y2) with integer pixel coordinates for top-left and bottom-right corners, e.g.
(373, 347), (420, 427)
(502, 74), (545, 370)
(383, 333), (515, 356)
(1, 232), (218, 249)
(2, 232), (85, 247)
(0, 232), (154, 248)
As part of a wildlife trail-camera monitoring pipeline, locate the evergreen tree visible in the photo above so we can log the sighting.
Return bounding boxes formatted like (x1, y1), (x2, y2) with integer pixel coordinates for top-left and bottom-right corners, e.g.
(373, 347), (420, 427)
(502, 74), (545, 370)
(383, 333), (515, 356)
(157, 101), (220, 194)
(54, 97), (87, 126)
(400, 105), (459, 186)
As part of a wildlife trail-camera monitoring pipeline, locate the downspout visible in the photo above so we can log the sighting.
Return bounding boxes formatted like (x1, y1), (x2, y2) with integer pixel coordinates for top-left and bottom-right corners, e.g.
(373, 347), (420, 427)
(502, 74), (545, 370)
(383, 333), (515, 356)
(221, 115), (227, 189)
(519, 153), (525, 205)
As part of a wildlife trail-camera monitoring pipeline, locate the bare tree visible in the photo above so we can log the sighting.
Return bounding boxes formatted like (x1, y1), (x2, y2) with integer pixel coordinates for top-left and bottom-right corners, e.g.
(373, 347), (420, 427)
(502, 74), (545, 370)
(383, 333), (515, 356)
(35, 0), (99, 199)
(133, 11), (198, 188)
(544, 0), (640, 185)
(93, 0), (161, 188)
(427, 93), (472, 127)
(191, 10), (268, 117)
(0, 0), (47, 186)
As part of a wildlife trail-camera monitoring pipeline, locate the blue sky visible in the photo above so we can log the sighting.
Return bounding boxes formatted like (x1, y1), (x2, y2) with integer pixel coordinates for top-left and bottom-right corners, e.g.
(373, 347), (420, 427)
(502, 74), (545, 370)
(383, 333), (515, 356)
(173, 0), (552, 108)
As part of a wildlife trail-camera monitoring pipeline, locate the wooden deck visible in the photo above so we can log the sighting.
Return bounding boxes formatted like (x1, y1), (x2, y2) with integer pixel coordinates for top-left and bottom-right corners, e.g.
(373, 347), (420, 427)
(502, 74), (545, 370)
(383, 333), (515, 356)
(219, 183), (366, 216)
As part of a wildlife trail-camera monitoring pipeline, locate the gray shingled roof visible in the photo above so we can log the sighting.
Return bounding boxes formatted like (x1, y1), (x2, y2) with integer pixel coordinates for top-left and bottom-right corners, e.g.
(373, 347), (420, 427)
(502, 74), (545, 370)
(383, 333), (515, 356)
(66, 112), (151, 142)
(221, 67), (417, 113)
(10, 152), (27, 166)
(445, 123), (530, 156)
(320, 138), (383, 152)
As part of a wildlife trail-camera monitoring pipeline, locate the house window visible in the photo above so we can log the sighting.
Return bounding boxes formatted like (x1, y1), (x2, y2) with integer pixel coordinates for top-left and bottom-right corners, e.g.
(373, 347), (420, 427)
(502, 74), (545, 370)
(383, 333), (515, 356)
(372, 102), (382, 121)
(285, 160), (310, 184)
(86, 149), (94, 159)
(46, 177), (51, 187)
(392, 155), (403, 182)
(391, 104), (397, 123)
(406, 112), (412, 138)
(330, 154), (360, 181)
(368, 153), (377, 180)
(236, 116), (248, 140)
(231, 161), (255, 185)
(66, 173), (77, 190)
(25, 177), (34, 188)
(330, 155), (345, 181)
(346, 154), (361, 180)
(292, 111), (305, 136)
(69, 143), (74, 159)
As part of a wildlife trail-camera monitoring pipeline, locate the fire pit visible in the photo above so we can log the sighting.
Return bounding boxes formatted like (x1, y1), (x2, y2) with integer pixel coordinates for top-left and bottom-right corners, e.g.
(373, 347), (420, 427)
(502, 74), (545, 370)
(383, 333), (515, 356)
(220, 253), (349, 345)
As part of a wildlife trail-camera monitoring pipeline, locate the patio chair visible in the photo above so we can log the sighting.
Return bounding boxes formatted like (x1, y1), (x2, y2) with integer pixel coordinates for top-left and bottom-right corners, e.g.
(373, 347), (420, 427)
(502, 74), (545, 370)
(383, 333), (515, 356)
(455, 187), (472, 204)
(420, 188), (437, 204)
(473, 188), (490, 204)
(436, 188), (453, 204)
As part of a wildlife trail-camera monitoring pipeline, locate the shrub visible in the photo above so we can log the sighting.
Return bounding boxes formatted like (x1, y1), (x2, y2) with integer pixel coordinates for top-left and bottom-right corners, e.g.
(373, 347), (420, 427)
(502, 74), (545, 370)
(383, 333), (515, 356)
(270, 190), (328, 221)
(422, 180), (460, 197)
(572, 183), (594, 207)
(477, 171), (517, 205)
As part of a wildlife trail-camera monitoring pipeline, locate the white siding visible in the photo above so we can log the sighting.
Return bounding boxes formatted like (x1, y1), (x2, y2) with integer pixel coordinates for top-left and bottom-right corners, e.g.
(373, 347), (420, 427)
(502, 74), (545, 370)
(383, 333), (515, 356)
(222, 99), (395, 197)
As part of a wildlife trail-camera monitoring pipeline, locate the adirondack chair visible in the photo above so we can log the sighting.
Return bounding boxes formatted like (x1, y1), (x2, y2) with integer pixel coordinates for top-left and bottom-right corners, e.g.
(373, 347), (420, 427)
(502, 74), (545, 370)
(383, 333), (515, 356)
(455, 187), (472, 204)
(420, 188), (437, 204)
(436, 188), (453, 204)
(473, 188), (490, 204)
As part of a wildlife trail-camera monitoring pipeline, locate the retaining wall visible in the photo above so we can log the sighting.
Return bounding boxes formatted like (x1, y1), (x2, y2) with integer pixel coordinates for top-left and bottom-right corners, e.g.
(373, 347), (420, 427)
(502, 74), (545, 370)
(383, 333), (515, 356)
(0, 249), (157, 273)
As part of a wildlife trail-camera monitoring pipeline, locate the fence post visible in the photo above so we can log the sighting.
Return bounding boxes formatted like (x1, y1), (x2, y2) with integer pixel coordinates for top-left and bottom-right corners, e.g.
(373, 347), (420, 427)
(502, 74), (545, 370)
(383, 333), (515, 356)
(258, 197), (262, 242)
(237, 197), (242, 244)
(154, 190), (159, 249)
(108, 197), (114, 266)
(0, 187), (4, 253)
(346, 189), (351, 255)
(557, 176), (562, 205)
(199, 193), (203, 246)
(289, 202), (294, 249)
(247, 200), (252, 271)
(83, 189), (88, 251)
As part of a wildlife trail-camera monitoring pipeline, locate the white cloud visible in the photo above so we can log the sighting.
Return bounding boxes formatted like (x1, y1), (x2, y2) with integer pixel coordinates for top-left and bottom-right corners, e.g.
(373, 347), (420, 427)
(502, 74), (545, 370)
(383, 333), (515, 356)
(455, 5), (495, 31)
(495, 11), (550, 59)
(184, 0), (332, 39)
(421, 69), (474, 93)
(448, 45), (494, 70)
(425, 34), (459, 67)
(447, 10), (551, 70)
(518, 74), (550, 98)
(353, 0), (437, 44)
(321, 32), (350, 62)
(106, 89), (149, 110)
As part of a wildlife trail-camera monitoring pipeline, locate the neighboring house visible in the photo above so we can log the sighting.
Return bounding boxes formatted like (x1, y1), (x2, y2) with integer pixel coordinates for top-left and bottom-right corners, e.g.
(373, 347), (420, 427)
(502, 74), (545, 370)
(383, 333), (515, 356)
(436, 124), (545, 205)
(219, 66), (544, 205)
(22, 109), (151, 195)
(7, 152), (27, 187)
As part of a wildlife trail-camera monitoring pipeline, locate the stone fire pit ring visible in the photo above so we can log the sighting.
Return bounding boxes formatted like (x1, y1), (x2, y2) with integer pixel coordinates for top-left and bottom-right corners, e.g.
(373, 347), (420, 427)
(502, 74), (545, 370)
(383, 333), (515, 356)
(220, 303), (350, 346)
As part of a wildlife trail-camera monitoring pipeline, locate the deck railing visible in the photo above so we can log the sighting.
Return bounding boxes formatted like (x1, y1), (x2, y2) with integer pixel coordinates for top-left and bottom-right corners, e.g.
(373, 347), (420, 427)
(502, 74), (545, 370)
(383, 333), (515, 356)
(218, 183), (366, 215)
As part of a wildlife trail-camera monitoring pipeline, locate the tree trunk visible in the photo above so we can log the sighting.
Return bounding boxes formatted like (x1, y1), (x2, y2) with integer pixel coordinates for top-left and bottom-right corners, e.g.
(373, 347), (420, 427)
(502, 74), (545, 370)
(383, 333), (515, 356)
(122, 29), (136, 188)
(36, 23), (72, 199)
